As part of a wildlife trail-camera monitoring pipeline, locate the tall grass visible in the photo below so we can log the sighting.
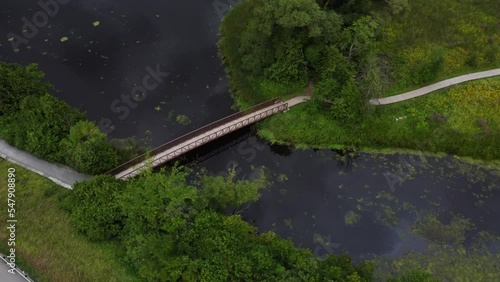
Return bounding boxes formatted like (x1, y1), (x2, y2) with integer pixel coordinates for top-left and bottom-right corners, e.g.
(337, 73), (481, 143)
(374, 0), (500, 97)
(0, 160), (138, 282)
(258, 78), (500, 163)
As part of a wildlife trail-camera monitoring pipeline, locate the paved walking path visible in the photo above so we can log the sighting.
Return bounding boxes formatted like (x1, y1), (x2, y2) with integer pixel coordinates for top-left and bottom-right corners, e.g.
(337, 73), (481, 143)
(370, 69), (500, 105)
(286, 95), (311, 107)
(0, 140), (91, 189)
(0, 254), (34, 282)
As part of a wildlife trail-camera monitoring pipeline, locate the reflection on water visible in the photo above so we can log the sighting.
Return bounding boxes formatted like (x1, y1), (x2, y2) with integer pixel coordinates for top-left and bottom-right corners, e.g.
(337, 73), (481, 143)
(0, 0), (234, 145)
(179, 130), (500, 261)
(2, 0), (499, 269)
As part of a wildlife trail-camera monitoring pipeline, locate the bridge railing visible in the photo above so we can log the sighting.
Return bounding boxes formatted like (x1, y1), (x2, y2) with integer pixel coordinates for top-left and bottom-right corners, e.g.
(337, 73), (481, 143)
(105, 98), (283, 176)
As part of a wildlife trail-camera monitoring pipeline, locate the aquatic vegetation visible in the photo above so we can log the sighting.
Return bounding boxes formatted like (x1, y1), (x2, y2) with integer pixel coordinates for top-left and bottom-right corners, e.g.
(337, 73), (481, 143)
(284, 218), (293, 230)
(411, 214), (475, 245)
(375, 204), (399, 227)
(344, 211), (361, 226)
(374, 242), (500, 282)
(176, 114), (191, 125)
(277, 173), (288, 183)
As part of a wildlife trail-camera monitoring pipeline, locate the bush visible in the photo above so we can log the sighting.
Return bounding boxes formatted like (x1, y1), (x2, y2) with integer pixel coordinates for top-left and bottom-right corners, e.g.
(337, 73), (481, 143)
(0, 62), (52, 115)
(388, 269), (439, 282)
(330, 79), (364, 124)
(68, 175), (126, 241)
(411, 48), (445, 85)
(0, 94), (85, 162)
(60, 121), (120, 174)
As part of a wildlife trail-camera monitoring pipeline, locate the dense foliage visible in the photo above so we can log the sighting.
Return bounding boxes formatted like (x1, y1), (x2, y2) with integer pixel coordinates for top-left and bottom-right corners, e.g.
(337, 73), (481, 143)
(0, 62), (121, 174)
(219, 0), (371, 123)
(220, 0), (500, 162)
(66, 167), (374, 281)
(0, 62), (51, 115)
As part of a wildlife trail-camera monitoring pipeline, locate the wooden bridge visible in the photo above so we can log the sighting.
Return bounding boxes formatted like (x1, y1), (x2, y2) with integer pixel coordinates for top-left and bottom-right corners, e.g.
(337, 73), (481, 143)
(105, 98), (289, 179)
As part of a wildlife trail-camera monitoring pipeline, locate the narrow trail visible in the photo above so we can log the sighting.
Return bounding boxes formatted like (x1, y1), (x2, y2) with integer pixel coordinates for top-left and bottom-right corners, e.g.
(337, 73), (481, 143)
(0, 140), (91, 189)
(370, 68), (500, 105)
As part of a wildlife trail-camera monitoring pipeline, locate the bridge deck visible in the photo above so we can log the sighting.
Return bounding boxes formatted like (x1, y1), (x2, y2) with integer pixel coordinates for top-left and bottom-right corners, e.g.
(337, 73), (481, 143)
(114, 100), (288, 179)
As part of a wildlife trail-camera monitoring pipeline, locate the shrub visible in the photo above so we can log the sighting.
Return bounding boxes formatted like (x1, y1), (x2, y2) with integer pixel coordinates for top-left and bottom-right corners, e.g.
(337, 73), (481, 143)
(60, 121), (120, 174)
(0, 62), (52, 115)
(5, 94), (85, 161)
(411, 48), (445, 84)
(68, 175), (126, 241)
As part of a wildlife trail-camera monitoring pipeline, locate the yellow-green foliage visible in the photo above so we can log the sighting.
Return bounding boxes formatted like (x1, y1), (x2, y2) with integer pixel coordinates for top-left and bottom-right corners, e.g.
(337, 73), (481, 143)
(432, 79), (500, 135)
(378, 0), (500, 94)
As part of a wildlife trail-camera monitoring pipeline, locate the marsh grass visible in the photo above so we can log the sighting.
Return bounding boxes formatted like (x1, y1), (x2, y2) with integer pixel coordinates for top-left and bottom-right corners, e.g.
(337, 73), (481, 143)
(257, 78), (500, 164)
(375, 0), (500, 97)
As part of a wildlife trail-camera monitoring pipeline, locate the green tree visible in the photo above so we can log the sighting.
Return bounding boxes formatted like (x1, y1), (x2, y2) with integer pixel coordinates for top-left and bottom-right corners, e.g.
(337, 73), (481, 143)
(0, 62), (52, 115)
(330, 79), (364, 124)
(14, 94), (85, 161)
(388, 269), (439, 282)
(67, 164), (375, 281)
(254, 0), (326, 37)
(60, 121), (120, 174)
(68, 175), (126, 241)
(264, 38), (308, 83)
(236, 0), (332, 77)
(197, 168), (269, 213)
(340, 16), (378, 61)
(386, 0), (411, 15)
(120, 167), (198, 235)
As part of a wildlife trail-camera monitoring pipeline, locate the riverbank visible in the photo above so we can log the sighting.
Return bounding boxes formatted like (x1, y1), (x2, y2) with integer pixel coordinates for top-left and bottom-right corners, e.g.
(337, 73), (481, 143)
(219, 0), (500, 166)
(255, 77), (500, 166)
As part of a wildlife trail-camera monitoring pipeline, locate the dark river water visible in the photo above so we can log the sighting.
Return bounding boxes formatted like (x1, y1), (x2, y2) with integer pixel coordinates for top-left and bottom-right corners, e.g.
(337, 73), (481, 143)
(1, 0), (499, 263)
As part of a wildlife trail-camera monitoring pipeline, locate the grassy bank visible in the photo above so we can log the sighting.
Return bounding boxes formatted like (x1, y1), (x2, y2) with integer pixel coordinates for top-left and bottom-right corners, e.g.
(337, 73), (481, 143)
(257, 77), (500, 164)
(220, 0), (500, 164)
(373, 0), (500, 97)
(0, 159), (137, 282)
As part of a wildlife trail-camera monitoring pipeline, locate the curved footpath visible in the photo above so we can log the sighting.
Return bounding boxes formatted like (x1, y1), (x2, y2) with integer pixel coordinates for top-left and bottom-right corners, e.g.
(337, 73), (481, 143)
(370, 68), (500, 105)
(0, 140), (91, 189)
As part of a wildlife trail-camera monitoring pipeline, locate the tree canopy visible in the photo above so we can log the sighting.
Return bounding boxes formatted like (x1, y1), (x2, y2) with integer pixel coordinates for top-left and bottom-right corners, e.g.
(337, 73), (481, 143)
(66, 166), (374, 281)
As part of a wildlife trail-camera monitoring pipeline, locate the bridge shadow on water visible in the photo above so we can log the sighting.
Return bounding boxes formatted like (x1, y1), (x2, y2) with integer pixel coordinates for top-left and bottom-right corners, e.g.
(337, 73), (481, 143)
(152, 125), (258, 173)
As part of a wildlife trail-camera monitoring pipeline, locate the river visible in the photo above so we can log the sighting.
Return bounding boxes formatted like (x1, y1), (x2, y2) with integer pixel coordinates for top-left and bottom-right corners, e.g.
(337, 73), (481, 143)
(1, 0), (499, 264)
